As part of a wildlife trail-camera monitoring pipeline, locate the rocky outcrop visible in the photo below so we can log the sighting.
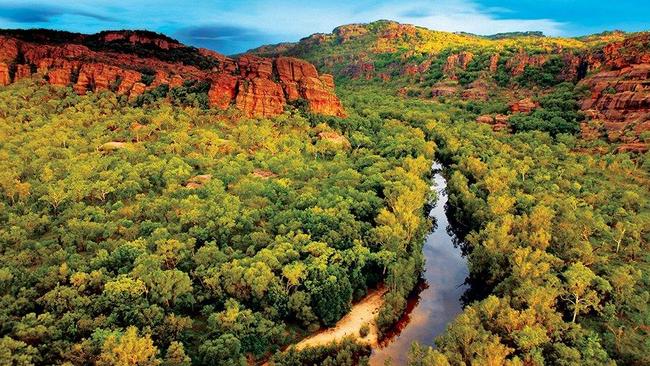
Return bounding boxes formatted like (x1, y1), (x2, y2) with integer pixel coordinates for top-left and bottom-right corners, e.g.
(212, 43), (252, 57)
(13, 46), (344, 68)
(462, 79), (489, 101)
(489, 54), (500, 73)
(476, 114), (509, 131)
(444, 52), (474, 79)
(341, 57), (375, 80)
(506, 51), (548, 76)
(510, 98), (539, 113)
(97, 31), (184, 50)
(208, 74), (239, 110)
(431, 82), (459, 98)
(0, 63), (10, 86)
(333, 24), (369, 43)
(0, 30), (345, 118)
(379, 22), (417, 40)
(617, 142), (649, 153)
(235, 77), (287, 117)
(578, 35), (650, 142)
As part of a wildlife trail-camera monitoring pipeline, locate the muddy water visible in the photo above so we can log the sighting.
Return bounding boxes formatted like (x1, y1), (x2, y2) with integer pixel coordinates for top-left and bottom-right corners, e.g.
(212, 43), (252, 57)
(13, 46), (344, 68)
(369, 163), (469, 366)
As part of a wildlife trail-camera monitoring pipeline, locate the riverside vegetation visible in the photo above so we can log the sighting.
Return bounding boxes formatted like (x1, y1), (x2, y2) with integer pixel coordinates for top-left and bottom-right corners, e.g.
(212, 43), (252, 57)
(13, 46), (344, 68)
(0, 21), (649, 366)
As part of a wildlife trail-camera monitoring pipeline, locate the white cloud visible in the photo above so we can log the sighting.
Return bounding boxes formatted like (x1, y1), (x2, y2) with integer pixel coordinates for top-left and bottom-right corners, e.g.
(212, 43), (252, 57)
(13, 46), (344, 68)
(197, 0), (566, 40)
(0, 0), (568, 51)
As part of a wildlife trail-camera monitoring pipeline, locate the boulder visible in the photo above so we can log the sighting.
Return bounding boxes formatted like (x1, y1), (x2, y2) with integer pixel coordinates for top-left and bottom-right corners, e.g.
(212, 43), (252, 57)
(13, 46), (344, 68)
(476, 115), (494, 124)
(510, 98), (539, 113)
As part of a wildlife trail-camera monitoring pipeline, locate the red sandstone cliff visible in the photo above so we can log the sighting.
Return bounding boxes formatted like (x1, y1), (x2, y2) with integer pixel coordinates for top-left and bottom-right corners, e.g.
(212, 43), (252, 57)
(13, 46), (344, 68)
(578, 34), (650, 144)
(0, 30), (345, 118)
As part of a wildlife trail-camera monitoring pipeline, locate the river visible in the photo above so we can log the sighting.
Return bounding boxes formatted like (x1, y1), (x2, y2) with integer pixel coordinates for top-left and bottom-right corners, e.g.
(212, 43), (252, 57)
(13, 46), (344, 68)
(369, 162), (469, 366)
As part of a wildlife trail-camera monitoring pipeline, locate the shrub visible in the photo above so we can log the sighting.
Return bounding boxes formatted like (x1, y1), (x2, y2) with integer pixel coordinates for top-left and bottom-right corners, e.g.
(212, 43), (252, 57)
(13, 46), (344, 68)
(359, 323), (370, 338)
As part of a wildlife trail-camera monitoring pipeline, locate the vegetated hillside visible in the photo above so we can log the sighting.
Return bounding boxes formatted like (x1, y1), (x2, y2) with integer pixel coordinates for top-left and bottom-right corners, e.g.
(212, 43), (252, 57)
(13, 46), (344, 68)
(0, 29), (345, 118)
(251, 20), (650, 152)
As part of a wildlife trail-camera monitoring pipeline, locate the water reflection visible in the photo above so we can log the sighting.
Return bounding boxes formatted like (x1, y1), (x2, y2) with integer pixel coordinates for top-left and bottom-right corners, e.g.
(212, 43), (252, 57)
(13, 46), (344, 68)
(368, 164), (470, 366)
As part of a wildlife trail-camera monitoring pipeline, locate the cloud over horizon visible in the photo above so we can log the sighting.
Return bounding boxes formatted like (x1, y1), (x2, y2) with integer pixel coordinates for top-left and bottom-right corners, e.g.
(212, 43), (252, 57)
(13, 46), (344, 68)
(0, 0), (646, 54)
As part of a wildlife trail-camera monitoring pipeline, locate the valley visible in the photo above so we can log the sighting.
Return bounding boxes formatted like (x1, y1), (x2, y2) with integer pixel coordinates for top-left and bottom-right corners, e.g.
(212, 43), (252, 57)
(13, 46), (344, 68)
(0, 19), (648, 366)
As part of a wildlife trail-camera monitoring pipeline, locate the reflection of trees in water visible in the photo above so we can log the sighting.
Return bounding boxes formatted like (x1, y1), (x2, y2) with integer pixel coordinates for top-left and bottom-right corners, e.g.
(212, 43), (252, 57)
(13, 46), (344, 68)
(377, 279), (429, 347)
(460, 274), (495, 307)
(443, 201), (493, 307)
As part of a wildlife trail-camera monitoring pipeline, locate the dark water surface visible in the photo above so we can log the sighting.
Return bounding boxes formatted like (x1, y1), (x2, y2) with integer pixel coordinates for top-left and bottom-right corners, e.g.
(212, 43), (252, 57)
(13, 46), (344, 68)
(369, 163), (469, 366)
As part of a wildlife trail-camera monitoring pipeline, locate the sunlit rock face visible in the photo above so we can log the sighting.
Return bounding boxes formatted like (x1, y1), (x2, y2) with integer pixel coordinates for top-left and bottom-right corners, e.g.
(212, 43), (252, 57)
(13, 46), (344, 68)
(0, 30), (345, 118)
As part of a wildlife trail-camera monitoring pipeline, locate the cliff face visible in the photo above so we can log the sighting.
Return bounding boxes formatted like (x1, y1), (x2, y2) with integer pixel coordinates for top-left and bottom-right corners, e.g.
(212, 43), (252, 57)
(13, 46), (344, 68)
(578, 35), (650, 143)
(0, 30), (345, 118)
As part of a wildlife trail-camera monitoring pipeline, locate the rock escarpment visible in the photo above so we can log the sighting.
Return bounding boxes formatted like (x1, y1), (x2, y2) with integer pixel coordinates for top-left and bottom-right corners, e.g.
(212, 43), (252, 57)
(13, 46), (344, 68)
(579, 35), (650, 143)
(0, 30), (345, 118)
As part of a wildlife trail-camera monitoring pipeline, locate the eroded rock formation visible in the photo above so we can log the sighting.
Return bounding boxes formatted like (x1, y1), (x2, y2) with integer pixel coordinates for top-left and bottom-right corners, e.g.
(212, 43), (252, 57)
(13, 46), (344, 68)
(578, 34), (650, 144)
(0, 30), (345, 118)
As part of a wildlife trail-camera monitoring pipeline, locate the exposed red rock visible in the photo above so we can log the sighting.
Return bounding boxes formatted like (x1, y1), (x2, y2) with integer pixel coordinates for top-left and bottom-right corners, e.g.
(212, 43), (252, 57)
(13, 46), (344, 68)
(333, 24), (369, 43)
(444, 51), (474, 79)
(510, 98), (540, 113)
(579, 64), (650, 142)
(431, 82), (459, 98)
(617, 142), (649, 153)
(208, 74), (238, 110)
(0, 63), (11, 86)
(476, 115), (494, 124)
(476, 114), (509, 131)
(379, 22), (417, 40)
(506, 51), (548, 76)
(236, 77), (286, 117)
(341, 58), (375, 80)
(560, 53), (582, 81)
(403, 64), (419, 76)
(98, 31), (184, 50)
(489, 54), (500, 73)
(494, 114), (509, 124)
(0, 30), (345, 118)
(462, 79), (489, 101)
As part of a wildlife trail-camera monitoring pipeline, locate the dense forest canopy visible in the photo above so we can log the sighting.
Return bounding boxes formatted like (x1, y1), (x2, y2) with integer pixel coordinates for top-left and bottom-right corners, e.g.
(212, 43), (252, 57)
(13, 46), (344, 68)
(1, 20), (649, 366)
(0, 79), (436, 365)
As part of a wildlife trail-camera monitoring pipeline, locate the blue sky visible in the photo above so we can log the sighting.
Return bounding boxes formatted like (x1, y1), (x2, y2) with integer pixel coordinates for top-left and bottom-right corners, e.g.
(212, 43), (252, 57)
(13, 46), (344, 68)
(0, 1), (648, 54)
